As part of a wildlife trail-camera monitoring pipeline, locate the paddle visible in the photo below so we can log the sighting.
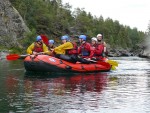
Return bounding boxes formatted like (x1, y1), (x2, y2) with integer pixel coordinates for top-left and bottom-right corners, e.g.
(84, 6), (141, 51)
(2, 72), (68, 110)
(83, 58), (97, 63)
(6, 52), (46, 61)
(40, 34), (49, 45)
(6, 54), (28, 60)
(84, 58), (115, 70)
(93, 58), (118, 70)
(106, 60), (118, 67)
(99, 57), (118, 70)
(101, 57), (118, 67)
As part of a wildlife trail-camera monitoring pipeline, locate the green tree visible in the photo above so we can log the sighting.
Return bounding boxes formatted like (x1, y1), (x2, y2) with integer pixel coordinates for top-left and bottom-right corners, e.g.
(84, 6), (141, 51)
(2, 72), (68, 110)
(10, 0), (145, 51)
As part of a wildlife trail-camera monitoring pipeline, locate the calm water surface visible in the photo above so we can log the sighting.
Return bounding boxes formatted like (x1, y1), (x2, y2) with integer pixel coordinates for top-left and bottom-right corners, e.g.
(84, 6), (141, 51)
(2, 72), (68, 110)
(0, 57), (150, 113)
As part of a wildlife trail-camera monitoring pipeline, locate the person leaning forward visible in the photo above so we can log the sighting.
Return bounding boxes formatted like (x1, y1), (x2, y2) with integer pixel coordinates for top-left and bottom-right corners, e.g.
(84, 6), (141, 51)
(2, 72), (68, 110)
(27, 35), (49, 55)
(54, 35), (77, 63)
(48, 39), (55, 56)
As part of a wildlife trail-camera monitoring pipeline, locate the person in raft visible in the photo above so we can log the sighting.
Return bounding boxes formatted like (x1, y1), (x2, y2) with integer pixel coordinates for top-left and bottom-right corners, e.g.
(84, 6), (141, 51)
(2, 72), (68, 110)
(54, 35), (77, 63)
(47, 39), (55, 56)
(90, 37), (104, 61)
(77, 35), (95, 64)
(96, 33), (108, 57)
(27, 35), (49, 55)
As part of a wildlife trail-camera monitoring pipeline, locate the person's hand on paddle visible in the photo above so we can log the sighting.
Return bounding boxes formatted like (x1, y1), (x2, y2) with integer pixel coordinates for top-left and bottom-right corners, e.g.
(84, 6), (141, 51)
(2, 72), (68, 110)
(32, 51), (45, 55)
(32, 51), (38, 55)
(50, 48), (54, 51)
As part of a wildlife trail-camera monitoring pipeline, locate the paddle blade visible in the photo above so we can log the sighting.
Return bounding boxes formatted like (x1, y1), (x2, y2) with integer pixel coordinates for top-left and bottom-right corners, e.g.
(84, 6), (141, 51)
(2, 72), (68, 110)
(40, 34), (49, 45)
(111, 66), (116, 70)
(6, 54), (20, 60)
(107, 60), (118, 67)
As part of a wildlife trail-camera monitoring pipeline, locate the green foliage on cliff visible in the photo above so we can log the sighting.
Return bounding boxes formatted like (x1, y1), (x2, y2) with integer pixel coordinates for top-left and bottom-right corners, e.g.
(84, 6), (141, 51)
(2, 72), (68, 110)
(10, 0), (145, 50)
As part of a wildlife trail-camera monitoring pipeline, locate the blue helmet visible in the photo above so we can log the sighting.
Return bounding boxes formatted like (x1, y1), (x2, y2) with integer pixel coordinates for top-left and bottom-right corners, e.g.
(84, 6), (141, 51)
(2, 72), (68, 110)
(49, 40), (54, 44)
(79, 35), (86, 41)
(61, 35), (68, 40)
(36, 35), (42, 41)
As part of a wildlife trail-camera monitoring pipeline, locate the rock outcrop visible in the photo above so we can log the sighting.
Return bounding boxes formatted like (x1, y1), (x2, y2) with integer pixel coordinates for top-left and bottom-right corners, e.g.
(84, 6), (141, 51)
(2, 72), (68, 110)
(138, 36), (150, 58)
(0, 0), (30, 48)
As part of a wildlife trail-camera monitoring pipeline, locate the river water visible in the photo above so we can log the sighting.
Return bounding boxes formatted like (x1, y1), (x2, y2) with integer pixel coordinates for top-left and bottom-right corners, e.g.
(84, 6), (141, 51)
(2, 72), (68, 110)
(0, 57), (150, 113)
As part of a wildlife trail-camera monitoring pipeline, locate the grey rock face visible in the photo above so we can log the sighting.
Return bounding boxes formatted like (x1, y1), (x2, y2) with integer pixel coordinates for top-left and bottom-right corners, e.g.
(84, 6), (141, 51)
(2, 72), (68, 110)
(138, 36), (150, 58)
(0, 0), (30, 48)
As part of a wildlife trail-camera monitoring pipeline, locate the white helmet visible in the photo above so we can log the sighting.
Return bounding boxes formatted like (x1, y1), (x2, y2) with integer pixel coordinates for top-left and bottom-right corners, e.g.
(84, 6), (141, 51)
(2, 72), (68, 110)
(91, 37), (97, 42)
(97, 34), (102, 37)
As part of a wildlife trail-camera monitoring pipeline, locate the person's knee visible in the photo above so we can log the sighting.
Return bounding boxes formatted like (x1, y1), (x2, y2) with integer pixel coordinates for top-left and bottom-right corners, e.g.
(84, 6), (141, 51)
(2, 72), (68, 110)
(59, 55), (69, 60)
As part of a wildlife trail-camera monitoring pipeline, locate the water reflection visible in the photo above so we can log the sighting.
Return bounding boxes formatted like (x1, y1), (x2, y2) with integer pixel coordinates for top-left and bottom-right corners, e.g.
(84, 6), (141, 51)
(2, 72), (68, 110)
(24, 72), (108, 94)
(23, 73), (108, 113)
(4, 71), (150, 113)
(4, 74), (24, 113)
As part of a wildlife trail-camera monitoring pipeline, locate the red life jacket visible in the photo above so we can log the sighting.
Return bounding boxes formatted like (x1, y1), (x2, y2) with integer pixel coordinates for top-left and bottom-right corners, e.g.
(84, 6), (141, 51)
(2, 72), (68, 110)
(94, 43), (104, 56)
(80, 42), (91, 56)
(67, 42), (78, 55)
(33, 42), (43, 52)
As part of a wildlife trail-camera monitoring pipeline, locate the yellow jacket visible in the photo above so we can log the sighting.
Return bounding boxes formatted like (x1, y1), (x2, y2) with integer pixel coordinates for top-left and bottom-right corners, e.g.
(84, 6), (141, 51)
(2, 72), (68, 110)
(54, 42), (73, 54)
(27, 42), (49, 54)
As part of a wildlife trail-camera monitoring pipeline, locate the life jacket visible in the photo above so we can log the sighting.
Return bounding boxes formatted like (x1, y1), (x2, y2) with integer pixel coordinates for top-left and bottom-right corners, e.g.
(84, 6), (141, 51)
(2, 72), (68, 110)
(81, 42), (90, 56)
(67, 42), (78, 55)
(94, 43), (104, 57)
(98, 41), (108, 56)
(33, 42), (43, 52)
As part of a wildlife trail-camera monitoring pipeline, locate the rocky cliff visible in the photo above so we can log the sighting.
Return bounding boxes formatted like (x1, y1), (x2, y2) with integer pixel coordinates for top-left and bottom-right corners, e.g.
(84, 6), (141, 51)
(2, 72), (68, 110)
(0, 0), (30, 48)
(139, 36), (150, 58)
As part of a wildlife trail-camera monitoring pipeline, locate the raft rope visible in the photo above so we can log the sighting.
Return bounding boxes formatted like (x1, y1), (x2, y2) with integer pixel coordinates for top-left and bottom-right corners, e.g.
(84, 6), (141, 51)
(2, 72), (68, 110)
(34, 55), (102, 72)
(59, 60), (101, 72)
(59, 60), (89, 71)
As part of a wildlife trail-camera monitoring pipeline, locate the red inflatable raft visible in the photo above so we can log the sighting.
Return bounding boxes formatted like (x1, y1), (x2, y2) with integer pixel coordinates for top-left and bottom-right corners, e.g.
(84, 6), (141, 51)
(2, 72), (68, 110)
(24, 55), (111, 73)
